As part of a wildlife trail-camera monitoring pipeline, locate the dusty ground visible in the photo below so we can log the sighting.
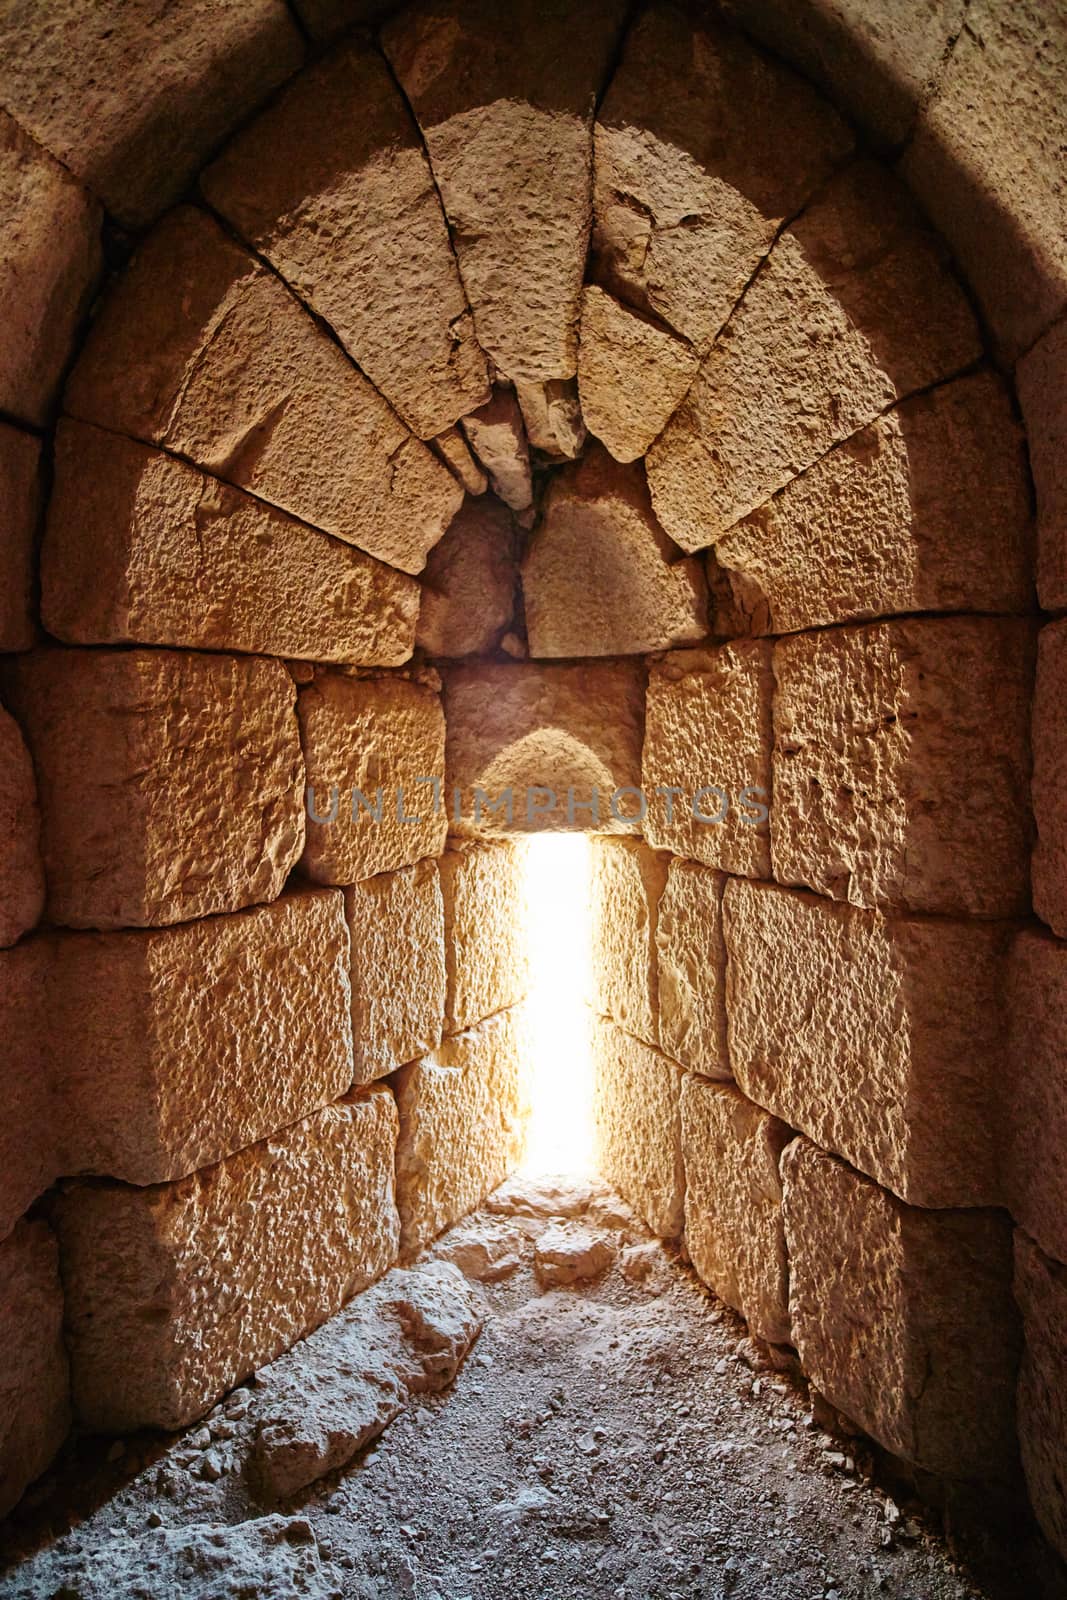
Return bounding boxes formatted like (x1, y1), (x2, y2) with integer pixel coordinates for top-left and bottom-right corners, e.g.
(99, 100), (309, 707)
(0, 1178), (1060, 1600)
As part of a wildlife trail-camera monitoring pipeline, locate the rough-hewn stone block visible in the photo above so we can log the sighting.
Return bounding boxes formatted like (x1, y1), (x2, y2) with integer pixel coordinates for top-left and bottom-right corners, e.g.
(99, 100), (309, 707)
(0, 705), (44, 948)
(394, 1006), (530, 1257)
(782, 1138), (1019, 1480)
(681, 1078), (790, 1344)
(42, 423), (421, 664)
(5, 648), (304, 930)
(417, 496), (517, 658)
(772, 617), (1033, 917)
(201, 41), (488, 439)
(0, 1220), (69, 1517)
(459, 389), (533, 514)
(643, 642), (772, 877)
(591, 1017), (684, 1239)
(590, 838), (668, 1047)
(1018, 318), (1067, 611)
(0, 941), (54, 1240)
(345, 860), (445, 1083)
(0, 421), (40, 650)
(439, 841), (528, 1034)
(432, 425), (488, 496)
(1006, 930), (1067, 1266)
(1032, 620), (1067, 938)
(514, 377), (587, 461)
(577, 285), (698, 464)
(655, 858), (729, 1080)
(55, 1087), (400, 1432)
(725, 880), (1006, 1208)
(298, 673), (447, 884)
(1014, 1229), (1067, 1563)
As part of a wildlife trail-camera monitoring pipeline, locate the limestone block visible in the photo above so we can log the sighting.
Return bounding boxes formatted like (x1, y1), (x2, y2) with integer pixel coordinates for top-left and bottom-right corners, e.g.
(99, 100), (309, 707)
(394, 1006), (530, 1257)
(443, 660), (645, 834)
(439, 841), (528, 1033)
(298, 673), (447, 883)
(0, 1220), (70, 1517)
(0, 111), (101, 426)
(590, 837), (668, 1047)
(0, 941), (54, 1240)
(459, 389), (533, 513)
(592, 5), (851, 354)
(724, 880), (1007, 1208)
(772, 617), (1034, 917)
(0, 705), (44, 947)
(782, 1138), (1019, 1480)
(643, 642), (772, 877)
(0, 421), (40, 650)
(5, 647), (304, 931)
(714, 371), (1032, 634)
(655, 858), (729, 1079)
(1019, 319), (1067, 610)
(416, 496), (517, 658)
(577, 286), (699, 464)
(55, 1087), (400, 1432)
(681, 1078), (790, 1344)
(383, 0), (627, 385)
(42, 423), (421, 664)
(1005, 930), (1067, 1265)
(63, 208), (462, 575)
(534, 1222), (615, 1287)
(345, 860), (445, 1083)
(646, 161), (981, 551)
(522, 446), (707, 658)
(432, 426), (488, 496)
(1014, 1229), (1067, 1562)
(201, 41), (488, 439)
(591, 1017), (684, 1238)
(514, 378), (587, 461)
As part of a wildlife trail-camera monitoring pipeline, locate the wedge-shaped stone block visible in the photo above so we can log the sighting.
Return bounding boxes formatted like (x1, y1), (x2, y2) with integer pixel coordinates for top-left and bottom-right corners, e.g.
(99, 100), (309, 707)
(64, 207), (462, 574)
(432, 426), (487, 496)
(1019, 319), (1067, 610)
(299, 673), (447, 884)
(655, 858), (729, 1080)
(590, 837), (668, 1048)
(714, 372), (1031, 634)
(643, 642), (772, 877)
(0, 705), (44, 948)
(522, 446), (707, 658)
(0, 1220), (70, 1517)
(417, 496), (517, 658)
(42, 424), (421, 664)
(443, 660), (645, 835)
(1014, 1230), (1067, 1563)
(202, 41), (488, 439)
(0, 942), (53, 1240)
(782, 1138), (1019, 1480)
(772, 617), (1033, 917)
(591, 1017), (684, 1238)
(725, 880), (1007, 1208)
(459, 389), (533, 513)
(681, 1078), (790, 1344)
(0, 421), (40, 650)
(577, 286), (698, 464)
(5, 647), (304, 930)
(514, 377), (587, 461)
(593, 5), (851, 355)
(394, 1006), (530, 1257)
(647, 161), (981, 550)
(1032, 621), (1067, 939)
(346, 860), (445, 1083)
(1006, 930), (1067, 1266)
(55, 1087), (400, 1432)
(384, 0), (627, 385)
(439, 841), (528, 1034)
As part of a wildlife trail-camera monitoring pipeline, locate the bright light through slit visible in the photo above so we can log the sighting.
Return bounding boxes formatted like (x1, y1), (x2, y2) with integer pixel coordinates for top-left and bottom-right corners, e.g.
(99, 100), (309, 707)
(518, 834), (595, 1178)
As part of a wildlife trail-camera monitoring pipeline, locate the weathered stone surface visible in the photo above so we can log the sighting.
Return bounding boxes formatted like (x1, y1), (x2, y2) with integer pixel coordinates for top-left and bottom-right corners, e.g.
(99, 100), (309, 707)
(643, 643), (772, 877)
(432, 425), (488, 495)
(577, 286), (698, 463)
(772, 617), (1034, 917)
(0, 421), (40, 650)
(55, 1087), (400, 1432)
(514, 378), (587, 460)
(443, 660), (645, 834)
(646, 160), (981, 550)
(1033, 620), (1067, 938)
(522, 446), (707, 658)
(6, 648), (304, 931)
(725, 880), (1007, 1208)
(591, 1017), (684, 1239)
(394, 1006), (530, 1257)
(298, 672), (447, 884)
(0, 1221), (69, 1518)
(384, 0), (627, 385)
(439, 840), (528, 1033)
(902, 0), (1067, 359)
(0, 705), (44, 947)
(590, 837), (668, 1047)
(459, 389), (533, 513)
(1014, 1229), (1067, 1563)
(485, 1173), (607, 1221)
(593, 5), (852, 354)
(417, 496), (517, 658)
(655, 858), (729, 1079)
(714, 371), (1032, 634)
(0, 111), (101, 426)
(1018, 318), (1067, 610)
(1006, 930), (1067, 1266)
(0, 942), (53, 1239)
(42, 423), (421, 663)
(534, 1221), (615, 1287)
(48, 889), (353, 1184)
(782, 1138), (1020, 1480)
(345, 860), (445, 1083)
(64, 207), (462, 574)
(202, 41), (488, 439)
(681, 1078), (790, 1344)
(433, 1214), (524, 1281)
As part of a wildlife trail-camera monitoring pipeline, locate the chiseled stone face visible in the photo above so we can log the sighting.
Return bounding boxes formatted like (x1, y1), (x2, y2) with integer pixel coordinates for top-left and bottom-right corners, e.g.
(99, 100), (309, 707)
(771, 617), (1034, 918)
(655, 858), (729, 1080)
(0, 705), (44, 949)
(590, 837), (669, 1048)
(782, 1138), (1020, 1480)
(591, 1017), (684, 1239)
(5, 647), (305, 931)
(577, 286), (698, 465)
(0, 1220), (69, 1518)
(55, 1087), (400, 1433)
(1006, 930), (1067, 1266)
(346, 859), (446, 1083)
(1014, 1229), (1067, 1563)
(416, 496), (517, 659)
(0, 420), (40, 650)
(1032, 620), (1067, 939)
(439, 841), (528, 1035)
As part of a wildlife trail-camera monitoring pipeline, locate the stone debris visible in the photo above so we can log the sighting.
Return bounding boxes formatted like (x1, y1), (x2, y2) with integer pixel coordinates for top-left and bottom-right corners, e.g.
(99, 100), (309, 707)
(431, 426), (489, 495)
(514, 377), (587, 460)
(432, 1216), (525, 1282)
(534, 1222), (616, 1286)
(458, 389), (534, 513)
